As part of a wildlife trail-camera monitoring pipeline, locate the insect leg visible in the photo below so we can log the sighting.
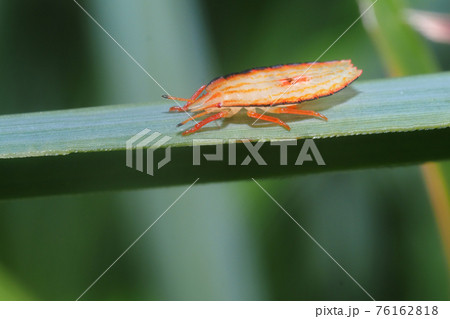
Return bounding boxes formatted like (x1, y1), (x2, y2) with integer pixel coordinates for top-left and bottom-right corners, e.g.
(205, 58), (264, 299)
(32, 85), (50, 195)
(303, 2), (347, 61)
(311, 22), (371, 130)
(182, 111), (228, 136)
(164, 85), (207, 112)
(188, 84), (207, 101)
(177, 111), (208, 127)
(247, 110), (290, 131)
(278, 103), (300, 108)
(268, 107), (328, 121)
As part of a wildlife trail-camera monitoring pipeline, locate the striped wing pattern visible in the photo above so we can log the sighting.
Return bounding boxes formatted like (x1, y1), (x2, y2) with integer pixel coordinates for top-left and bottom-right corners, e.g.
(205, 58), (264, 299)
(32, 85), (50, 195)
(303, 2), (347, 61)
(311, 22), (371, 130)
(192, 60), (362, 109)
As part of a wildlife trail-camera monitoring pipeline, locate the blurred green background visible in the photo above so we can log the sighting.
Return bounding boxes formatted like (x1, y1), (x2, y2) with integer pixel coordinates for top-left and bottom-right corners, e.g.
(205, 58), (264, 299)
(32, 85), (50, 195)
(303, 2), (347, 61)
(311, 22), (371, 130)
(0, 0), (449, 300)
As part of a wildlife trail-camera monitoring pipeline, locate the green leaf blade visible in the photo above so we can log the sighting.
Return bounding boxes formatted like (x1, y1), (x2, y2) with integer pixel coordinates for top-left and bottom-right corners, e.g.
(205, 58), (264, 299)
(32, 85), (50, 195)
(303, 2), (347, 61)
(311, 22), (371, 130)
(0, 72), (449, 198)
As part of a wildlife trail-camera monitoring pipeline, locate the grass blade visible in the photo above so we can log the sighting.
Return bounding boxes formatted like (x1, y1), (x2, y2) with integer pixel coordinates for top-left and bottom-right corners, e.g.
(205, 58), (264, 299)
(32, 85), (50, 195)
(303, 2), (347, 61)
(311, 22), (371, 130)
(0, 72), (449, 198)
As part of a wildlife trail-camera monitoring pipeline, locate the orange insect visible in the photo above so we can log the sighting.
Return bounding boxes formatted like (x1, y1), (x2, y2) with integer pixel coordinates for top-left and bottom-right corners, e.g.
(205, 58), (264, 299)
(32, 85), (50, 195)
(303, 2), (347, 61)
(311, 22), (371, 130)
(163, 60), (362, 135)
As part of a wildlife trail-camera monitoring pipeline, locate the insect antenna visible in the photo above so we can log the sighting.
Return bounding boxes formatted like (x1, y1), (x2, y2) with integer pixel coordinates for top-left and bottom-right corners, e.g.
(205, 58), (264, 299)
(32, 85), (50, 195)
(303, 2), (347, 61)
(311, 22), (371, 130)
(161, 94), (191, 102)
